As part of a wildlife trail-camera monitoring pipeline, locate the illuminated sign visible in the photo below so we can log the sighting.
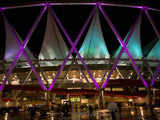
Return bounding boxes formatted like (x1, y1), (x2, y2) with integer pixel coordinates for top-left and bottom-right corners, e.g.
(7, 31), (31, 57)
(70, 97), (80, 102)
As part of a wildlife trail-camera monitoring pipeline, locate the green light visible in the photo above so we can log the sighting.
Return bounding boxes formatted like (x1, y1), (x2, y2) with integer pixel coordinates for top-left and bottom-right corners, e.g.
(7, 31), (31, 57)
(114, 17), (143, 59)
(79, 11), (110, 58)
(147, 40), (160, 60)
(147, 40), (160, 66)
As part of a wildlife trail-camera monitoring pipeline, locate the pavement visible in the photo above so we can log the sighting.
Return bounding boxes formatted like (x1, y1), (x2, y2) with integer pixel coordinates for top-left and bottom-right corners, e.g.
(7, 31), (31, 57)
(0, 109), (159, 120)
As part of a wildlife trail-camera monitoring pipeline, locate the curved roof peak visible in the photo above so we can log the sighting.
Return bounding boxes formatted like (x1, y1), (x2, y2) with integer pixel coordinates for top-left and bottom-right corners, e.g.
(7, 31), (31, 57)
(4, 18), (34, 61)
(39, 10), (70, 60)
(147, 40), (160, 60)
(113, 16), (143, 59)
(79, 10), (110, 59)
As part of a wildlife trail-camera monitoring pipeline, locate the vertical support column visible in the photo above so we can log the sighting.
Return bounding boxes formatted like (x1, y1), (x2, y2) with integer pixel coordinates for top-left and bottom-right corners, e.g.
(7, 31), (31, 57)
(147, 88), (158, 119)
(46, 90), (51, 110)
(0, 90), (2, 105)
(12, 90), (17, 105)
(152, 88), (156, 105)
(99, 89), (104, 109)
(35, 61), (49, 87)
(146, 87), (153, 117)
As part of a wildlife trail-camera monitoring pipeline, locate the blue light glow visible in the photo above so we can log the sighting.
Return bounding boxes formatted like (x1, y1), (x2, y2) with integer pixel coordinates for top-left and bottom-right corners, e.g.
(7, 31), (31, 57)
(79, 11), (110, 58)
(147, 40), (160, 60)
(114, 17), (143, 59)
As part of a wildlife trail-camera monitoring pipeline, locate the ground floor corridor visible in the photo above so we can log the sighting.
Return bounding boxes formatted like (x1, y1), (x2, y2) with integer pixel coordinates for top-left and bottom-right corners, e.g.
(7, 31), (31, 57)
(0, 107), (160, 120)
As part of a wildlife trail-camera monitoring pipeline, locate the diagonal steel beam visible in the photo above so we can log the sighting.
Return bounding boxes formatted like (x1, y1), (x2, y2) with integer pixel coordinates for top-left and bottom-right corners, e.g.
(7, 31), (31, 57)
(0, 6), (47, 91)
(100, 59), (112, 85)
(15, 70), (32, 99)
(74, 60), (91, 88)
(22, 70), (33, 85)
(1, 7), (47, 91)
(48, 5), (100, 91)
(58, 59), (75, 88)
(36, 62), (49, 87)
(2, 9), (48, 90)
(48, 6), (99, 90)
(98, 4), (148, 88)
(80, 69), (91, 88)
(116, 67), (124, 79)
(144, 9), (160, 87)
(145, 62), (154, 77)
(2, 60), (11, 84)
(100, 6), (143, 88)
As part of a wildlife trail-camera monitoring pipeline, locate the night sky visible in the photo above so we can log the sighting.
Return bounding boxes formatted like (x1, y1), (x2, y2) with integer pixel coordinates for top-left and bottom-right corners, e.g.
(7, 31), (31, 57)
(0, 1), (160, 59)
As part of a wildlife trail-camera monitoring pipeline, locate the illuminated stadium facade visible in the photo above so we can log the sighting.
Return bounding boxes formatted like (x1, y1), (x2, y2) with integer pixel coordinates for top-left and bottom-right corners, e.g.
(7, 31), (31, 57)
(0, 1), (160, 103)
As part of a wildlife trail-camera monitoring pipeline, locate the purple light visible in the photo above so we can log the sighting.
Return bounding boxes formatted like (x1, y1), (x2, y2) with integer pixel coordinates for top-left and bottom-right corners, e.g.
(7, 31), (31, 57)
(48, 6), (100, 91)
(101, 3), (144, 9)
(1, 3), (43, 10)
(22, 52), (47, 90)
(0, 8), (6, 11)
(144, 9), (160, 87)
(50, 2), (96, 6)
(136, 6), (144, 9)
(0, 3), (156, 91)
(98, 5), (148, 88)
(0, 2), (159, 12)
(144, 9), (160, 42)
(40, 2), (50, 7)
(4, 15), (47, 90)
(0, 6), (47, 91)
(40, 3), (47, 6)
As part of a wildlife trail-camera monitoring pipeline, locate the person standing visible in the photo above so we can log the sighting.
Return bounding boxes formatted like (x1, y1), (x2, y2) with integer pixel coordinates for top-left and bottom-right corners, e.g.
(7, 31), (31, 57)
(107, 102), (118, 120)
(117, 102), (122, 119)
(89, 105), (93, 119)
(29, 107), (36, 120)
(63, 103), (69, 117)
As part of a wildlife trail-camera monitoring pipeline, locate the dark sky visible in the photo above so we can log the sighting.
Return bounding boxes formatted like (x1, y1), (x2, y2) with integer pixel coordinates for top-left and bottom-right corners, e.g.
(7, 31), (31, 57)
(0, 0), (159, 9)
(0, 1), (160, 58)
(0, 0), (159, 13)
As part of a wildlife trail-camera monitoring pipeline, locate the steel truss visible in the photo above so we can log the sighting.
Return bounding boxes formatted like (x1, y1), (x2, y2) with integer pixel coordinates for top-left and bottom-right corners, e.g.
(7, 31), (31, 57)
(0, 2), (160, 91)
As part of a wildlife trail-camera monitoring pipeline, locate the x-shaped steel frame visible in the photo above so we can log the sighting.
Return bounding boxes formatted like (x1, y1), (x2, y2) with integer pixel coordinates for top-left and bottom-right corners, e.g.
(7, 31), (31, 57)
(48, 5), (100, 91)
(98, 4), (149, 88)
(0, 6), (47, 91)
(0, 3), (160, 91)
(100, 8), (144, 88)
(144, 9), (160, 87)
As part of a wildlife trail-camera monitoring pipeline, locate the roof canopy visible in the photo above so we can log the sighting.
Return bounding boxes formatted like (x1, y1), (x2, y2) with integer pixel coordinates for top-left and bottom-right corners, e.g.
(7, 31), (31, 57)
(79, 10), (110, 59)
(147, 40), (160, 60)
(39, 10), (69, 60)
(113, 16), (143, 59)
(4, 18), (34, 62)
(38, 10), (70, 66)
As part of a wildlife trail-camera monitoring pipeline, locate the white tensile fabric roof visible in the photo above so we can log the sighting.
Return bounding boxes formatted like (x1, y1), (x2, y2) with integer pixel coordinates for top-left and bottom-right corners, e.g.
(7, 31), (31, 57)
(38, 10), (70, 66)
